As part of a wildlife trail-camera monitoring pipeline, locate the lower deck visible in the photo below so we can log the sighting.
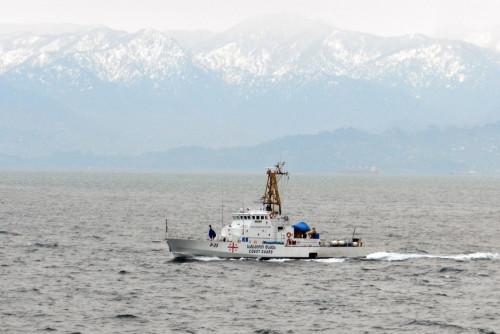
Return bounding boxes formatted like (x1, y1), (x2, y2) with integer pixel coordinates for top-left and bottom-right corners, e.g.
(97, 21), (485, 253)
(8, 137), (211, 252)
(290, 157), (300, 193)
(166, 238), (371, 259)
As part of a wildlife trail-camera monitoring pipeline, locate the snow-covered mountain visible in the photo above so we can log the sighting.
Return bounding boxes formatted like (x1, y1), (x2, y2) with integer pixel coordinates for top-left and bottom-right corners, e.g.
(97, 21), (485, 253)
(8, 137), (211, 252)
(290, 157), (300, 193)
(1, 16), (499, 157)
(0, 28), (190, 86)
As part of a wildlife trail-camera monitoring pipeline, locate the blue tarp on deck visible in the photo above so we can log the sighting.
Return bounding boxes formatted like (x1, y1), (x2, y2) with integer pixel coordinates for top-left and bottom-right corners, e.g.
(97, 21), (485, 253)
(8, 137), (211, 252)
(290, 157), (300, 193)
(292, 222), (311, 231)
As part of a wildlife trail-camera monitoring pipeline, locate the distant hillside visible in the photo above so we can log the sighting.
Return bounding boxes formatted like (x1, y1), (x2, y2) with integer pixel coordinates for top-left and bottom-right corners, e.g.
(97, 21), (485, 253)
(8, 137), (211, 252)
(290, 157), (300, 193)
(2, 123), (499, 175)
(1, 15), (500, 158)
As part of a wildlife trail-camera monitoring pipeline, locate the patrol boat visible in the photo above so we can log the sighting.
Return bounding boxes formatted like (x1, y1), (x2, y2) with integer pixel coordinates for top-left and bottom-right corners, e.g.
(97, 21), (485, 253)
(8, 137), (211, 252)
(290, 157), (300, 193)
(166, 162), (373, 259)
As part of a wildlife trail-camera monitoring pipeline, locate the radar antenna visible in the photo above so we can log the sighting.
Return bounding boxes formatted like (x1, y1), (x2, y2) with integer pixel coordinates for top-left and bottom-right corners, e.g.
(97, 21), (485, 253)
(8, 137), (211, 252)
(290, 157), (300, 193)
(261, 162), (288, 216)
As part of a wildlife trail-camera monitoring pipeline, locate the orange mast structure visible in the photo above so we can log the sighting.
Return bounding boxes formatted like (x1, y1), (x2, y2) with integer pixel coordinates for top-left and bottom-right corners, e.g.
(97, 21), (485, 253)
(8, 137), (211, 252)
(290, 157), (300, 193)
(261, 162), (288, 216)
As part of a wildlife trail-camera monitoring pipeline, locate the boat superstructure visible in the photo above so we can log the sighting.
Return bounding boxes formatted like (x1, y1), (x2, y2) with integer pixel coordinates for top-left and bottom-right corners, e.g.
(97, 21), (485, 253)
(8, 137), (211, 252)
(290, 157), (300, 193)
(166, 162), (373, 259)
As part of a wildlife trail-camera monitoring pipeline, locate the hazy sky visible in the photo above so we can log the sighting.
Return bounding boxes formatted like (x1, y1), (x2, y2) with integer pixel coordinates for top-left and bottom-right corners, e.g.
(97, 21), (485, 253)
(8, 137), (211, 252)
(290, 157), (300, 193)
(1, 0), (499, 36)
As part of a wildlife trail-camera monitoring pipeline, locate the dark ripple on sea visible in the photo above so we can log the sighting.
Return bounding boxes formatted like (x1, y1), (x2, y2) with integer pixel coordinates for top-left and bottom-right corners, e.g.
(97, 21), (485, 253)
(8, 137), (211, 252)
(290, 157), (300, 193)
(0, 171), (499, 333)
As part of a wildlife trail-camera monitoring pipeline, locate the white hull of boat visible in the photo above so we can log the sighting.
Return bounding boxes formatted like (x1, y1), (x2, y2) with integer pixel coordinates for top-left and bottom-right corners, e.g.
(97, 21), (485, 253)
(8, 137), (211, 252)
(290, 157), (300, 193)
(166, 238), (373, 259)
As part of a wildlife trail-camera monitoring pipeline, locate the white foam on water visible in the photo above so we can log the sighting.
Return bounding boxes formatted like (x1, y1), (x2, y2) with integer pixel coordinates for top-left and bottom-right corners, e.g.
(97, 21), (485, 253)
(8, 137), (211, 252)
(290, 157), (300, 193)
(366, 252), (433, 261)
(443, 252), (500, 261)
(267, 258), (294, 262)
(192, 256), (224, 261)
(366, 252), (500, 262)
(310, 258), (346, 263)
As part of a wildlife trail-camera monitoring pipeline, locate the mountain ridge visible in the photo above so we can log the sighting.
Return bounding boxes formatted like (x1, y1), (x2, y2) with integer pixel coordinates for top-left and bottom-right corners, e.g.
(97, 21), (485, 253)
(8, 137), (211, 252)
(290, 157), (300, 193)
(1, 15), (500, 158)
(1, 122), (499, 175)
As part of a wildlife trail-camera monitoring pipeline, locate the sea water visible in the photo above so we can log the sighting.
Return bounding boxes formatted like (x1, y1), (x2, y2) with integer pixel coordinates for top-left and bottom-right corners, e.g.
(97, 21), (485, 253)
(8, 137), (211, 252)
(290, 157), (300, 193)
(0, 170), (499, 333)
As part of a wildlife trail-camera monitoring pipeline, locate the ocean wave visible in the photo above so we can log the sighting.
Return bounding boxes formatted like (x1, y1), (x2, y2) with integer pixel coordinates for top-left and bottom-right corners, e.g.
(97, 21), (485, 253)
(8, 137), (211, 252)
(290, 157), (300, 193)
(366, 252), (500, 262)
(405, 319), (496, 334)
(114, 314), (138, 319)
(32, 242), (59, 248)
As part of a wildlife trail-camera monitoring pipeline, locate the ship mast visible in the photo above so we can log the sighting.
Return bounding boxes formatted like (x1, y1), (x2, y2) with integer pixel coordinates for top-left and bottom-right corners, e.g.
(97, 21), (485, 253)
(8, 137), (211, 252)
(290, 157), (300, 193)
(261, 162), (288, 216)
